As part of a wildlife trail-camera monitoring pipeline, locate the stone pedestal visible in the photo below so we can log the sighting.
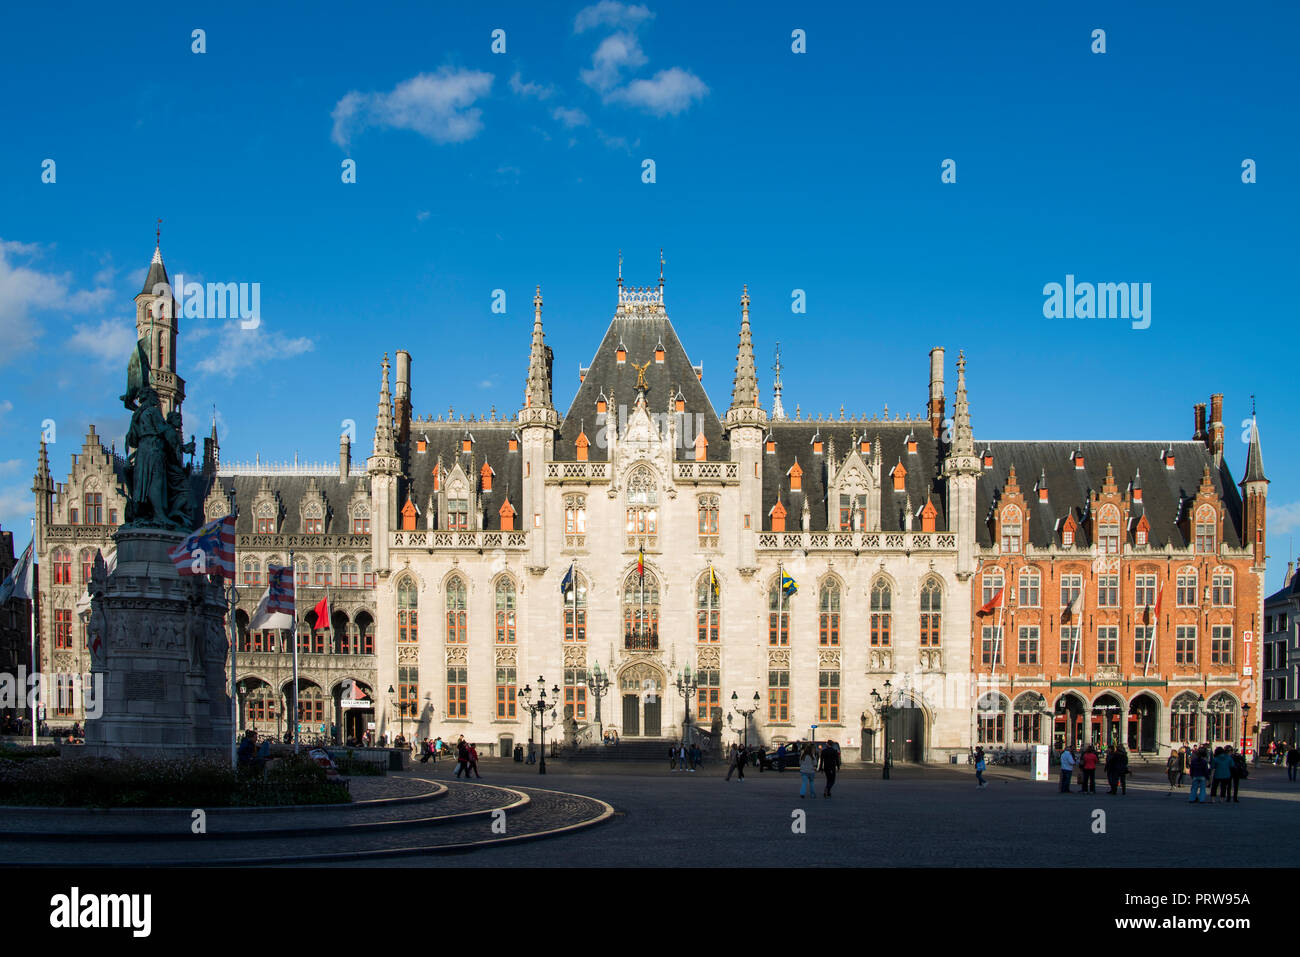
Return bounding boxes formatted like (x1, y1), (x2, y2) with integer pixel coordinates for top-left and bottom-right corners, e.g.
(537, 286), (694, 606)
(82, 528), (232, 760)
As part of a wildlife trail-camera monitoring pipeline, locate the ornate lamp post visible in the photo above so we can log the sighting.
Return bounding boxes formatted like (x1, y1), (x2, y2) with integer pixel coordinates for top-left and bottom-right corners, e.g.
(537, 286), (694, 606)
(519, 678), (560, 774)
(731, 690), (760, 751)
(870, 679), (902, 780)
(675, 665), (699, 743)
(387, 684), (407, 744)
(586, 661), (611, 739)
(1241, 702), (1252, 755)
(1205, 694), (1231, 746)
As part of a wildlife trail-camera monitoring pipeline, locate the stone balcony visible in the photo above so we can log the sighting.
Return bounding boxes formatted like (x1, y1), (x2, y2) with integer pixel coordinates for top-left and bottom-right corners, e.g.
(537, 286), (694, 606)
(391, 530), (529, 549)
(757, 531), (957, 553)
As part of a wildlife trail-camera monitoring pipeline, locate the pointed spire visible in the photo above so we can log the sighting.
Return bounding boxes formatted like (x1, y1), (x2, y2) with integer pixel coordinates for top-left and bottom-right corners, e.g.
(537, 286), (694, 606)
(374, 353), (396, 458)
(730, 284), (759, 411)
(140, 225), (170, 297)
(952, 350), (974, 456)
(1243, 414), (1267, 484)
(524, 285), (554, 412)
(771, 341), (785, 421)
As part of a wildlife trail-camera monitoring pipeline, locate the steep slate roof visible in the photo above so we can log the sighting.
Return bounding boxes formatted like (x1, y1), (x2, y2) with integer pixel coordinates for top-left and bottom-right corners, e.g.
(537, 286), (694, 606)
(556, 312), (730, 462)
(972, 440), (1244, 549)
(219, 473), (369, 535)
(1264, 573), (1300, 608)
(403, 421), (523, 531)
(141, 246), (169, 296)
(762, 421), (948, 532)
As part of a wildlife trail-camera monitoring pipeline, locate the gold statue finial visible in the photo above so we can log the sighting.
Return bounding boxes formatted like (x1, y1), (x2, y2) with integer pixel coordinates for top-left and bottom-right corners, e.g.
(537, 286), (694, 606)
(632, 359), (651, 391)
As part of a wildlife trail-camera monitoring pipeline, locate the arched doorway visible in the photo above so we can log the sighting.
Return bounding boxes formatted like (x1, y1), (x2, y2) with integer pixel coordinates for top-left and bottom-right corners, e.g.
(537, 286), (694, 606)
(1091, 693), (1124, 748)
(336, 677), (374, 745)
(1128, 692), (1159, 753)
(618, 662), (663, 737)
(1053, 693), (1085, 749)
(891, 697), (926, 763)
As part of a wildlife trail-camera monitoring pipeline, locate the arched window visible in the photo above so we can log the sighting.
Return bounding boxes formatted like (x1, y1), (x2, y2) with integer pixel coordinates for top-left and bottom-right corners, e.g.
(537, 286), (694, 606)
(362, 557), (374, 589)
(920, 577), (942, 646)
(446, 576), (467, 643)
(1097, 504), (1120, 554)
(1012, 693), (1043, 744)
(340, 558), (358, 588)
(976, 692), (1007, 744)
(242, 559), (261, 587)
(983, 568), (1004, 607)
(1212, 568), (1233, 606)
(295, 557), (308, 587)
(768, 580), (789, 646)
(80, 549), (94, 585)
(256, 503), (275, 534)
(624, 568), (659, 650)
(1176, 567), (1198, 607)
(313, 559), (331, 587)
(295, 682), (325, 728)
(1206, 692), (1237, 743)
(1018, 568), (1040, 607)
(52, 548), (71, 585)
(625, 467), (658, 546)
(397, 578), (418, 644)
(564, 494), (587, 547)
(351, 504), (370, 535)
(304, 503), (324, 535)
(870, 579), (892, 646)
(1195, 505), (1216, 554)
(83, 486), (103, 525)
(244, 681), (276, 729)
(1000, 505), (1022, 553)
(697, 494), (719, 548)
(563, 571), (588, 642)
(1169, 692), (1198, 744)
(495, 578), (516, 644)
(696, 571), (720, 643)
(818, 580), (840, 646)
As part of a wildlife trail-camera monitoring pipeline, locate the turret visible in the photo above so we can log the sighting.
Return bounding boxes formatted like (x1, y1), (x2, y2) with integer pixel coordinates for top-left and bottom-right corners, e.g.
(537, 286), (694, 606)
(394, 350), (412, 446)
(1240, 411), (1268, 570)
(368, 354), (402, 574)
(928, 347), (945, 439)
(133, 233), (184, 417)
(724, 285), (768, 568)
(942, 350), (980, 578)
(519, 286), (559, 569)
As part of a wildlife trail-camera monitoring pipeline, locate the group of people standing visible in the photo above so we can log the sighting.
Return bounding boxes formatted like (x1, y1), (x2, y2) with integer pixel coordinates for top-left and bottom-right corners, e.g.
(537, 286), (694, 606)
(670, 742), (704, 771)
(1056, 744), (1131, 794)
(418, 735), (481, 778)
(1165, 745), (1248, 803)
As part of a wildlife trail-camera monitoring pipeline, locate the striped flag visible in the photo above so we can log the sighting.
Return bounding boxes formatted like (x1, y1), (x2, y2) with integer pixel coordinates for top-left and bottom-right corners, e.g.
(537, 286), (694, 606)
(0, 540), (33, 603)
(167, 514), (236, 579)
(250, 564), (295, 631)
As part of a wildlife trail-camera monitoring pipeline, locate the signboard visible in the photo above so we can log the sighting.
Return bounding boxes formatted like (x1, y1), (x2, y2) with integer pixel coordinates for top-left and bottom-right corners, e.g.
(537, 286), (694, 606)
(1243, 630), (1254, 677)
(341, 698), (370, 709)
(1033, 744), (1049, 782)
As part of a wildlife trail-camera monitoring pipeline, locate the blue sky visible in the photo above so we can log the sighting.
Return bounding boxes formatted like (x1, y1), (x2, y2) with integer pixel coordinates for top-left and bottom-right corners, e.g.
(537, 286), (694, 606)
(1, 1), (1297, 587)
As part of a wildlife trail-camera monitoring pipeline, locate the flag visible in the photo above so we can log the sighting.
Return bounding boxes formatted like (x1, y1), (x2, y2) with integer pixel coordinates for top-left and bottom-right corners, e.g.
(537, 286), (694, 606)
(977, 588), (1004, 616)
(637, 547), (644, 579)
(312, 594), (331, 630)
(249, 564), (295, 631)
(167, 514), (236, 579)
(709, 566), (719, 600)
(560, 562), (574, 596)
(1145, 582), (1163, 627)
(75, 547), (117, 616)
(0, 540), (33, 603)
(1064, 590), (1083, 621)
(781, 570), (798, 597)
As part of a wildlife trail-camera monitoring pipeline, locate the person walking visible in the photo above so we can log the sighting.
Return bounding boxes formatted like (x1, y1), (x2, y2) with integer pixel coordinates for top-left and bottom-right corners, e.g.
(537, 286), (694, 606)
(973, 746), (987, 789)
(1178, 745), (1188, 787)
(1210, 746), (1232, 802)
(669, 744), (677, 771)
(1188, 747), (1210, 803)
(679, 743), (690, 771)
(798, 743), (817, 798)
(1105, 747), (1122, 794)
(455, 738), (470, 778)
(735, 744), (746, 780)
(1227, 746), (1246, 802)
(725, 744), (739, 781)
(1165, 749), (1181, 790)
(1059, 745), (1077, 793)
(468, 742), (481, 779)
(820, 740), (840, 797)
(1080, 745), (1098, 793)
(1287, 744), (1299, 782)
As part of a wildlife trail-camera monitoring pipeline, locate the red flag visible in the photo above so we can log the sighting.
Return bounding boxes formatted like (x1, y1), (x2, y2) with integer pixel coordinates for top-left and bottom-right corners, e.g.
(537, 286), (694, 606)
(313, 594), (331, 630)
(637, 546), (644, 579)
(977, 588), (1004, 617)
(1146, 582), (1163, 626)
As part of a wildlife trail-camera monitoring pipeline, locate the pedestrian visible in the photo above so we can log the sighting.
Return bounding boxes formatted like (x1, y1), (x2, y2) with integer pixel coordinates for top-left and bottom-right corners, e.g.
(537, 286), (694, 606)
(1287, 744), (1299, 782)
(973, 746), (987, 789)
(1165, 749), (1181, 790)
(1058, 745), (1076, 793)
(820, 740), (840, 797)
(455, 738), (470, 778)
(798, 743), (817, 798)
(1115, 746), (1129, 794)
(1105, 747), (1122, 794)
(680, 743), (691, 771)
(725, 744), (739, 781)
(1210, 746), (1231, 802)
(691, 743), (702, 770)
(776, 742), (788, 772)
(1178, 745), (1188, 787)
(1080, 745), (1098, 793)
(1188, 747), (1210, 803)
(735, 744), (745, 780)
(1227, 746), (1246, 803)
(468, 742), (481, 778)
(669, 744), (677, 770)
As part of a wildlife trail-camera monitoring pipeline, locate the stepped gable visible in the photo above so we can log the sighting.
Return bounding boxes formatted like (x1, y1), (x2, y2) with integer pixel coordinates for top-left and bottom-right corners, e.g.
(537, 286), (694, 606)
(219, 473), (368, 535)
(556, 312), (729, 462)
(761, 420), (947, 532)
(972, 440), (1244, 549)
(404, 419), (522, 531)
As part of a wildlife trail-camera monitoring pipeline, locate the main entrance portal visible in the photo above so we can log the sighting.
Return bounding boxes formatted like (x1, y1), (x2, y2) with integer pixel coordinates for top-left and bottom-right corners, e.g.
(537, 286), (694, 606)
(619, 662), (664, 738)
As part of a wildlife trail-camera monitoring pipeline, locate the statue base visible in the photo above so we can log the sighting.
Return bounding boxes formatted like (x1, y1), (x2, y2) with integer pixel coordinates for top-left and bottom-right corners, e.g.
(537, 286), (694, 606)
(81, 527), (233, 761)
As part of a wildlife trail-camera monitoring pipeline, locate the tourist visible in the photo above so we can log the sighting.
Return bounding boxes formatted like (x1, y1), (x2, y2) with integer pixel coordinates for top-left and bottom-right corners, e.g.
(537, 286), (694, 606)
(1188, 747), (1210, 803)
(1058, 746), (1076, 793)
(1210, 747), (1232, 802)
(468, 742), (481, 778)
(690, 743), (702, 770)
(455, 738), (470, 778)
(973, 746), (987, 789)
(1227, 746), (1246, 803)
(1165, 749), (1181, 790)
(237, 730), (257, 767)
(798, 743), (817, 798)
(679, 742), (690, 771)
(669, 744), (677, 770)
(1108, 746), (1129, 795)
(1178, 745), (1188, 786)
(817, 740), (839, 796)
(1287, 744), (1299, 782)
(1080, 745), (1098, 793)
(419, 738), (432, 764)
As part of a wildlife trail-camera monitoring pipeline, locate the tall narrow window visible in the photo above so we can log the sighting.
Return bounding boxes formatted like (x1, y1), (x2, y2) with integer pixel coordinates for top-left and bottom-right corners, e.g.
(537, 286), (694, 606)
(870, 580), (892, 646)
(767, 582), (789, 646)
(981, 626), (1003, 665)
(54, 609), (72, 649)
(52, 549), (71, 585)
(1175, 625), (1197, 665)
(1096, 626), (1119, 665)
(1134, 574), (1157, 608)
(495, 578), (516, 644)
(362, 558), (374, 589)
(696, 668), (720, 721)
(983, 569), (1005, 607)
(818, 670), (840, 722)
(1170, 694), (1198, 743)
(697, 494), (719, 549)
(625, 467), (658, 546)
(920, 578), (942, 646)
(446, 577), (467, 643)
(446, 666), (467, 717)
(1018, 568), (1040, 607)
(564, 668), (588, 720)
(1176, 569), (1198, 607)
(83, 492), (103, 525)
(1000, 505), (1022, 553)
(696, 573), (720, 643)
(80, 549), (94, 585)
(564, 572), (587, 642)
(397, 579), (418, 643)
(1195, 506), (1216, 554)
(1059, 627), (1081, 666)
(1212, 570), (1233, 606)
(768, 669), (789, 722)
(340, 559), (358, 588)
(1018, 626), (1040, 665)
(1097, 505), (1120, 554)
(1060, 574), (1082, 611)
(496, 667), (517, 718)
(314, 559), (332, 587)
(564, 494), (587, 547)
(1134, 626), (1155, 667)
(819, 580), (841, 646)
(1097, 575), (1119, 607)
(1211, 625), (1233, 664)
(623, 569), (659, 650)
(448, 497), (469, 530)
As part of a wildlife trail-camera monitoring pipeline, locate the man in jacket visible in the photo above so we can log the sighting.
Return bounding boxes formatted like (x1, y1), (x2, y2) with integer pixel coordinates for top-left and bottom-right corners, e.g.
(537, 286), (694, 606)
(819, 741), (841, 797)
(1227, 746), (1246, 802)
(1287, 744), (1299, 782)
(1059, 746), (1076, 792)
(1188, 748), (1210, 803)
(1080, 745), (1099, 793)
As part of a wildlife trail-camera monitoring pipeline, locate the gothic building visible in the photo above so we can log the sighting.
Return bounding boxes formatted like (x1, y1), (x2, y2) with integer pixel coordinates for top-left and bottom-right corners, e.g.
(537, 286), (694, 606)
(27, 241), (1268, 761)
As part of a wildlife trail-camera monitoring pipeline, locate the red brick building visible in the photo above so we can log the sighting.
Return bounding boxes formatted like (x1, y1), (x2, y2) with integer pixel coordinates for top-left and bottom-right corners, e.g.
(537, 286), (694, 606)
(970, 394), (1267, 756)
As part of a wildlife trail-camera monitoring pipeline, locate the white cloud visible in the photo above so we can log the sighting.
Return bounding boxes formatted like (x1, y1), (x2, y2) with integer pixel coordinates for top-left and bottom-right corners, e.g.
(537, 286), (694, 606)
(574, 1), (654, 33)
(509, 72), (554, 100)
(580, 32), (647, 93)
(331, 67), (495, 147)
(606, 67), (708, 116)
(0, 241), (117, 364)
(1269, 501), (1300, 535)
(68, 318), (136, 367)
(552, 106), (590, 128)
(416, 210), (431, 222)
(192, 322), (315, 378)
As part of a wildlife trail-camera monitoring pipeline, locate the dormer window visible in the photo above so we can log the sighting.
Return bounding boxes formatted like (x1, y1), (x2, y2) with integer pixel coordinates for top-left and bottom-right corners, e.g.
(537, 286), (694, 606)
(480, 462), (494, 492)
(448, 495), (469, 530)
(1097, 504), (1120, 554)
(765, 436), (776, 454)
(616, 341), (627, 364)
(892, 461), (907, 491)
(1136, 527), (1147, 546)
(907, 434), (918, 454)
(770, 499), (787, 533)
(1072, 451), (1084, 470)
(575, 431), (590, 462)
(1164, 449), (1175, 470)
(417, 438), (428, 453)
(1195, 505), (1216, 554)
(694, 430), (708, 463)
(982, 450), (993, 469)
(462, 437), (472, 453)
(1000, 505), (1022, 553)
(788, 461), (803, 491)
(675, 392), (685, 413)
(508, 434), (518, 453)
(499, 498), (516, 531)
(655, 338), (665, 363)
(596, 393), (607, 414)
(860, 439), (870, 454)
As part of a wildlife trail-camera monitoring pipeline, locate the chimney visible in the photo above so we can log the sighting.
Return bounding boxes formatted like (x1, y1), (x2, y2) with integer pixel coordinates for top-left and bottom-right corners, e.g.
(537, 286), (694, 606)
(394, 350), (412, 445)
(1209, 393), (1224, 464)
(339, 434), (351, 480)
(1193, 402), (1207, 441)
(928, 347), (945, 439)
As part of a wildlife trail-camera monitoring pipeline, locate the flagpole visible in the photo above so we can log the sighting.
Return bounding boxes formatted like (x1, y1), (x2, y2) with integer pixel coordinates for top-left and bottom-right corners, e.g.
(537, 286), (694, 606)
(778, 562), (784, 646)
(228, 579), (239, 768)
(29, 517), (36, 747)
(1068, 594), (1079, 678)
(993, 591), (1006, 678)
(290, 547), (299, 754)
(1144, 583), (1160, 677)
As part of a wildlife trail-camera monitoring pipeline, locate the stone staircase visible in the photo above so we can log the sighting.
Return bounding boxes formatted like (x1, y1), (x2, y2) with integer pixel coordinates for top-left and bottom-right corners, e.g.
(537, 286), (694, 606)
(566, 738), (681, 762)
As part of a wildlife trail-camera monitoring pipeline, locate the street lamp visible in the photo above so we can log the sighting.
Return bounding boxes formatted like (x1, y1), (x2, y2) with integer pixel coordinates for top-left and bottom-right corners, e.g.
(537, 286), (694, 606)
(675, 665), (698, 744)
(870, 679), (902, 780)
(387, 684), (407, 745)
(731, 690), (760, 751)
(518, 678), (560, 774)
(586, 661), (611, 740)
(1241, 703), (1252, 755)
